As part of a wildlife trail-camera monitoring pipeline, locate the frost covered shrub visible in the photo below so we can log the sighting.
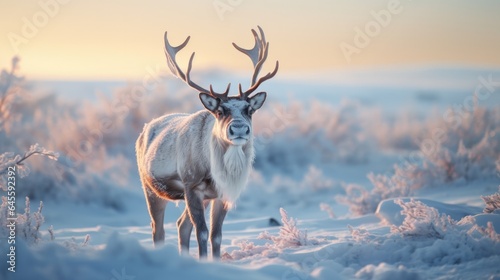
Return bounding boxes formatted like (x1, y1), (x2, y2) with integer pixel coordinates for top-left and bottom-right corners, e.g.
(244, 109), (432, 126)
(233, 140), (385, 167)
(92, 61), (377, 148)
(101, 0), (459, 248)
(482, 186), (500, 214)
(1, 195), (90, 249)
(348, 225), (372, 243)
(0, 144), (58, 246)
(424, 134), (499, 183)
(0, 197), (46, 245)
(408, 105), (500, 184)
(386, 108), (499, 185)
(391, 199), (455, 239)
(469, 222), (500, 242)
(259, 208), (309, 248)
(63, 234), (91, 250)
(340, 105), (500, 215)
(337, 169), (413, 215)
(223, 240), (272, 261)
(16, 197), (45, 245)
(391, 199), (500, 243)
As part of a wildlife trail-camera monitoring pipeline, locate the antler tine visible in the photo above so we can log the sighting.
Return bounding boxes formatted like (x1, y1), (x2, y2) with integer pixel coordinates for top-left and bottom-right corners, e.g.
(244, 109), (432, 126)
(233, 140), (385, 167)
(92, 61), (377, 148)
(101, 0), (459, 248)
(232, 29), (262, 68)
(185, 52), (211, 93)
(238, 60), (279, 99)
(209, 83), (231, 100)
(164, 31), (190, 81)
(164, 31), (230, 98)
(252, 26), (268, 85)
(257, 25), (266, 47)
(233, 27), (269, 85)
(234, 26), (279, 99)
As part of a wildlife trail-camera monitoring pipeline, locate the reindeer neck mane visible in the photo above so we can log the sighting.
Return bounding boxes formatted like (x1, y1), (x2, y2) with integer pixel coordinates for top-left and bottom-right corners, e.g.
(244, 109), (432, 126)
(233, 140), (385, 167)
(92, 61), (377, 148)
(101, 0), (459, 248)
(209, 134), (254, 207)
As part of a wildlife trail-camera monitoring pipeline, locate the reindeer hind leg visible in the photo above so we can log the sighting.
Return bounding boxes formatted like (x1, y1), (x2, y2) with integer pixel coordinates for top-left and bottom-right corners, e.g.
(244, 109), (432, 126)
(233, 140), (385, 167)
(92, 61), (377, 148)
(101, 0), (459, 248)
(143, 186), (168, 246)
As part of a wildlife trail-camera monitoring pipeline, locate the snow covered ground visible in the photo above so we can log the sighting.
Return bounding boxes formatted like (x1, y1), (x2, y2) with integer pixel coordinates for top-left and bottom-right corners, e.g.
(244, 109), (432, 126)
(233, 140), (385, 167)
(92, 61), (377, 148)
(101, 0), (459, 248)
(1, 65), (500, 279)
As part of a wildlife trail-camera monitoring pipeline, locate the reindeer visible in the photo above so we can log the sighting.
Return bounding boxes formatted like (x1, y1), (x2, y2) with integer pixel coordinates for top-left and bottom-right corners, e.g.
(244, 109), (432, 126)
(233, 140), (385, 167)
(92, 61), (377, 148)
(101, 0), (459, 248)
(135, 26), (278, 259)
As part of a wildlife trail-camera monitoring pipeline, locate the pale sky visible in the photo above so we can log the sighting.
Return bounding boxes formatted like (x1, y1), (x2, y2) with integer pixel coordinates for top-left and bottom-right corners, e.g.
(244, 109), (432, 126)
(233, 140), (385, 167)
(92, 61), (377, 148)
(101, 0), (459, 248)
(1, 0), (499, 80)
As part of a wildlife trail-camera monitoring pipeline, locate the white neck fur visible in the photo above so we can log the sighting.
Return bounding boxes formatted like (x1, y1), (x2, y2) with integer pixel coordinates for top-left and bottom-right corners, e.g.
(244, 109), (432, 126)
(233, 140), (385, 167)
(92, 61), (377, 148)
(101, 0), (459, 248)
(210, 141), (253, 208)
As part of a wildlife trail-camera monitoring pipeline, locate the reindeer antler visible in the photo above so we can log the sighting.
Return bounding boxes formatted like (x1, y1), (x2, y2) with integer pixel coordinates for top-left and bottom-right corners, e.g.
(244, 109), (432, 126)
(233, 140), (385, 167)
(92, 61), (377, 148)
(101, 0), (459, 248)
(233, 26), (279, 99)
(164, 32), (231, 100)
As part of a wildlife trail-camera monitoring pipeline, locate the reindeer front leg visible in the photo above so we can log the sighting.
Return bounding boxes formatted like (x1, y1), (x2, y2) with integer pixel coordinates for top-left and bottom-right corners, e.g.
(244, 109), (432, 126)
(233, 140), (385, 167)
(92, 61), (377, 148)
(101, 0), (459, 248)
(210, 199), (227, 259)
(185, 186), (209, 258)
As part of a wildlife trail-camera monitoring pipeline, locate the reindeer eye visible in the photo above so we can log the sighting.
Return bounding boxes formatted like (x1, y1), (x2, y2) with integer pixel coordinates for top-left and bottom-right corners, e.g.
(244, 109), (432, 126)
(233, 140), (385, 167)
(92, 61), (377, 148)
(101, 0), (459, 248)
(216, 107), (226, 117)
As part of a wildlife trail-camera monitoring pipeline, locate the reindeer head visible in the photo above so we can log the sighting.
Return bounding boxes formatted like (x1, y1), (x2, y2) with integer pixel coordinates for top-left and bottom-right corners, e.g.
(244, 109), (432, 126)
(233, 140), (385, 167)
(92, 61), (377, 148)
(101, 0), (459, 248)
(164, 26), (279, 146)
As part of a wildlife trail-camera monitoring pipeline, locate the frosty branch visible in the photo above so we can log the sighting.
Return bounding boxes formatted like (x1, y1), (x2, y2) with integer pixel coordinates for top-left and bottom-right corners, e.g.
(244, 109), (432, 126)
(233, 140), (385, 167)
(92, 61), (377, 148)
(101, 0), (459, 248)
(0, 144), (59, 188)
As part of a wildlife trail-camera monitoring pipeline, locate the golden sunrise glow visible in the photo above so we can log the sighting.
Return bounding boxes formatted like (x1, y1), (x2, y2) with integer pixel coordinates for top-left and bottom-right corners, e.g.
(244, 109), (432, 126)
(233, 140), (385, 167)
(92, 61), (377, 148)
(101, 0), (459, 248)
(1, 0), (500, 80)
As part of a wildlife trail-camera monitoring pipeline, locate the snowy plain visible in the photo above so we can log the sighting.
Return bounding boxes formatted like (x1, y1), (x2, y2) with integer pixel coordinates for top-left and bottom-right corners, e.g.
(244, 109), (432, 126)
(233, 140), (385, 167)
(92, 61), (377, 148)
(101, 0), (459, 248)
(1, 65), (500, 280)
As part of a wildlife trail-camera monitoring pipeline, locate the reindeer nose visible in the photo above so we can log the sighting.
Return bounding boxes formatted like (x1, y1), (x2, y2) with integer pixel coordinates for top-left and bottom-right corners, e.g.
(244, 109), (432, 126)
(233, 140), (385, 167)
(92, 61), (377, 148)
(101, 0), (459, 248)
(229, 123), (250, 137)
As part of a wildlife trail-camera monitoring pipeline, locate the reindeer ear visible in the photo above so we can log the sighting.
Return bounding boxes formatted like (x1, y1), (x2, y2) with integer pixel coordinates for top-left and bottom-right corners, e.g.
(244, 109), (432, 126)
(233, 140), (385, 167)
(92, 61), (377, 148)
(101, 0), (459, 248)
(249, 92), (267, 111)
(199, 93), (220, 112)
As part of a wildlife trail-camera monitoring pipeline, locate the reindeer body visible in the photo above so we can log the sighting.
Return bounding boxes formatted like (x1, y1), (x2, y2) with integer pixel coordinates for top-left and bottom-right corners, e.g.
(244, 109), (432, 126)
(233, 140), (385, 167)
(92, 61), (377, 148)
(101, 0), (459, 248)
(137, 110), (253, 203)
(136, 26), (278, 259)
